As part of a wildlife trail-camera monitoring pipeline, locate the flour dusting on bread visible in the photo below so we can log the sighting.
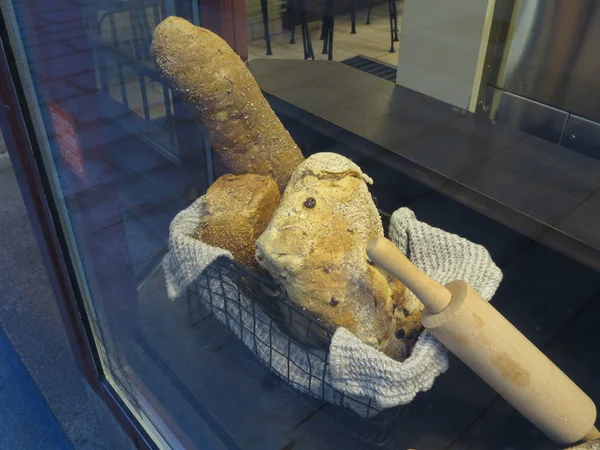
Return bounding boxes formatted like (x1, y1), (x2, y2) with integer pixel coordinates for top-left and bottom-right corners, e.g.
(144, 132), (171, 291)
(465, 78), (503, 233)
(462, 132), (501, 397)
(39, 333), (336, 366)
(257, 153), (421, 360)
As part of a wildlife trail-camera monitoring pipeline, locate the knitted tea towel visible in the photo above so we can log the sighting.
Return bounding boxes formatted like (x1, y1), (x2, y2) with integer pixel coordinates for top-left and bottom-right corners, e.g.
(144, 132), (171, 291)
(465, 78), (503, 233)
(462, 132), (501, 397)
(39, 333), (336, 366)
(328, 208), (503, 409)
(163, 197), (231, 299)
(163, 197), (503, 416)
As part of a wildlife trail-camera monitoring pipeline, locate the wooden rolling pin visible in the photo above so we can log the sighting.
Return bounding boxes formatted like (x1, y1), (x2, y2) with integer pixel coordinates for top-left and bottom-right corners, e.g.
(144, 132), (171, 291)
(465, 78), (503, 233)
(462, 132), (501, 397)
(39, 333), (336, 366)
(367, 236), (599, 445)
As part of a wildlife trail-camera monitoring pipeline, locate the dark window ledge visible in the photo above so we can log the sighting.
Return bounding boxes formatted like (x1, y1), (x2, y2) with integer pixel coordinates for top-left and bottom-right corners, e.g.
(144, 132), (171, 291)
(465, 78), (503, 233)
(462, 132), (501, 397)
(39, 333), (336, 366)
(249, 59), (600, 272)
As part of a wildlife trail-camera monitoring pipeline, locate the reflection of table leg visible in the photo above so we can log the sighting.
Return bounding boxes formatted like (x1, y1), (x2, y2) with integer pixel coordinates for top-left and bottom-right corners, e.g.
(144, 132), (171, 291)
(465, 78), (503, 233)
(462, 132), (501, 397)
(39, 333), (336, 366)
(301, 22), (308, 57)
(137, 6), (153, 56)
(299, 0), (315, 59)
(321, 20), (328, 54)
(328, 15), (334, 60)
(261, 0), (273, 55)
(388, 0), (395, 52)
(320, 11), (327, 40)
(306, 25), (315, 60)
(288, 0), (296, 44)
(106, 13), (130, 108)
(392, 0), (399, 41)
(128, 9), (151, 120)
(321, 0), (333, 53)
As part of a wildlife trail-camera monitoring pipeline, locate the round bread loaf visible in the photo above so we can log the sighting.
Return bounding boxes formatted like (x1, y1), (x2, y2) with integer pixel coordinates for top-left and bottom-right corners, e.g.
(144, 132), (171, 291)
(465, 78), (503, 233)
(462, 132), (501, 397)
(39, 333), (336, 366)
(256, 153), (422, 360)
(151, 16), (304, 191)
(196, 174), (280, 273)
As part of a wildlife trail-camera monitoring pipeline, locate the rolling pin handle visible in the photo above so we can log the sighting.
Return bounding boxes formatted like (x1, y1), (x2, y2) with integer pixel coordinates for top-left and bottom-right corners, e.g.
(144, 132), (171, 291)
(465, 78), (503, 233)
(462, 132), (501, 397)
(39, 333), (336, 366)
(366, 236), (451, 313)
(584, 425), (600, 441)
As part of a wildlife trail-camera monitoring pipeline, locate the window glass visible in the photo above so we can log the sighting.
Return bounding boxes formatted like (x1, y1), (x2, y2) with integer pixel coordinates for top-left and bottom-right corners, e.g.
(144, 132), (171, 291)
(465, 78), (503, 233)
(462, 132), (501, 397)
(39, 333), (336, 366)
(2, 0), (600, 449)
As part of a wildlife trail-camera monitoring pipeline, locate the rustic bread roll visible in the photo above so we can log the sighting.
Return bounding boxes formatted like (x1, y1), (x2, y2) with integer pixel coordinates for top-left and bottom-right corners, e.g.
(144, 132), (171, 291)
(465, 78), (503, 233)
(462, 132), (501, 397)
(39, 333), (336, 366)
(196, 174), (280, 273)
(256, 153), (422, 360)
(151, 16), (304, 191)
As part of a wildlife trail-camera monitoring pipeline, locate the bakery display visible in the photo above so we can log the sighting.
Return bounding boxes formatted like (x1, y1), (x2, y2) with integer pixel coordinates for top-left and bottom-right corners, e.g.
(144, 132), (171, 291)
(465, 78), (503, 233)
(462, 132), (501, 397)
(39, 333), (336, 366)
(152, 17), (422, 360)
(256, 153), (422, 360)
(151, 16), (304, 191)
(196, 173), (280, 273)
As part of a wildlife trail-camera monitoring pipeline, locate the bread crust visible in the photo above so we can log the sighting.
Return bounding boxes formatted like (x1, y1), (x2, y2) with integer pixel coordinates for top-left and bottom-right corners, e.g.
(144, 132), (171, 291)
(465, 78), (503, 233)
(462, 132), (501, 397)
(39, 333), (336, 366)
(152, 17), (304, 191)
(256, 153), (422, 360)
(197, 174), (280, 272)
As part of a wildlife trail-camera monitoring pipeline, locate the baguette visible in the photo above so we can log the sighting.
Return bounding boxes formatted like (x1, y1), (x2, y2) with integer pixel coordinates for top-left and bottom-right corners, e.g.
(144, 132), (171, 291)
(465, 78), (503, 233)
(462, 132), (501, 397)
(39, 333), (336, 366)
(152, 17), (304, 191)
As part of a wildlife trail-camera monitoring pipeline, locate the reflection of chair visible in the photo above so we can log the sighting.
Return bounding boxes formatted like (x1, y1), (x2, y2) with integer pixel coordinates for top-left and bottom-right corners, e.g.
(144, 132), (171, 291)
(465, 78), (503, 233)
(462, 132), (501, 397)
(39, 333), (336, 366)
(364, 0), (400, 52)
(321, 0), (357, 39)
(85, 0), (173, 125)
(287, 0), (316, 59)
(93, 0), (163, 61)
(260, 0), (314, 58)
(319, 0), (401, 60)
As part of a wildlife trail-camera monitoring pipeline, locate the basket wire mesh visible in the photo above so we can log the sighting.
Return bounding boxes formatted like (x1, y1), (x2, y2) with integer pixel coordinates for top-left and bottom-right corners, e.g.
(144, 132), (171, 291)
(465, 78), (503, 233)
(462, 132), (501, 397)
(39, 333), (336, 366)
(186, 255), (405, 447)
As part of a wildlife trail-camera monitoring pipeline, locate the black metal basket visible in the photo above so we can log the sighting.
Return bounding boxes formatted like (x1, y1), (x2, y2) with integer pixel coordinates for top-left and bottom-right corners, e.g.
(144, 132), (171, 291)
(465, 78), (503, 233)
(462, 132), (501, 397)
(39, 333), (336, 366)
(186, 254), (405, 447)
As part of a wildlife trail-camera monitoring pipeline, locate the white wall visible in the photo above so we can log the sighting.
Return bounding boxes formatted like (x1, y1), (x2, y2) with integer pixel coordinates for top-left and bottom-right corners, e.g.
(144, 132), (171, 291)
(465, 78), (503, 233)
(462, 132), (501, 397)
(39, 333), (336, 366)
(396, 0), (496, 110)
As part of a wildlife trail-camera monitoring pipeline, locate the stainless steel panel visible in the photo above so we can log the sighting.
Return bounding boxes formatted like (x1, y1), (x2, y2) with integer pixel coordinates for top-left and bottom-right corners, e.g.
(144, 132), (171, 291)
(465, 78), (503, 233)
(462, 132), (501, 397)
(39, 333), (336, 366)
(483, 86), (568, 144)
(561, 115), (600, 159)
(490, 0), (600, 123)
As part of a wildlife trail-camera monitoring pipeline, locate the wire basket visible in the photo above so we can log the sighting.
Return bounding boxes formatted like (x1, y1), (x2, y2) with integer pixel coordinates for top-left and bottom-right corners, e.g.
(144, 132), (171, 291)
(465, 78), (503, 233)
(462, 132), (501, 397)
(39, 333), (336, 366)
(185, 254), (405, 447)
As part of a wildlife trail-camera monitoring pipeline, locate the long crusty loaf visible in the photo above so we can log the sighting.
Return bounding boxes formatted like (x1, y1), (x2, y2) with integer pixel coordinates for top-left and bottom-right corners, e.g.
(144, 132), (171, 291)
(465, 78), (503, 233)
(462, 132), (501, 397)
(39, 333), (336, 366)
(256, 153), (422, 360)
(196, 174), (280, 273)
(151, 17), (304, 191)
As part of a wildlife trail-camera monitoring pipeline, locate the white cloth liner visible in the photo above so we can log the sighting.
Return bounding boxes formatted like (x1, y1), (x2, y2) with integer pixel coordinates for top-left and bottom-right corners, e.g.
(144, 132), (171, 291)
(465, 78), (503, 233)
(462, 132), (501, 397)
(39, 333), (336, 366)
(163, 197), (502, 417)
